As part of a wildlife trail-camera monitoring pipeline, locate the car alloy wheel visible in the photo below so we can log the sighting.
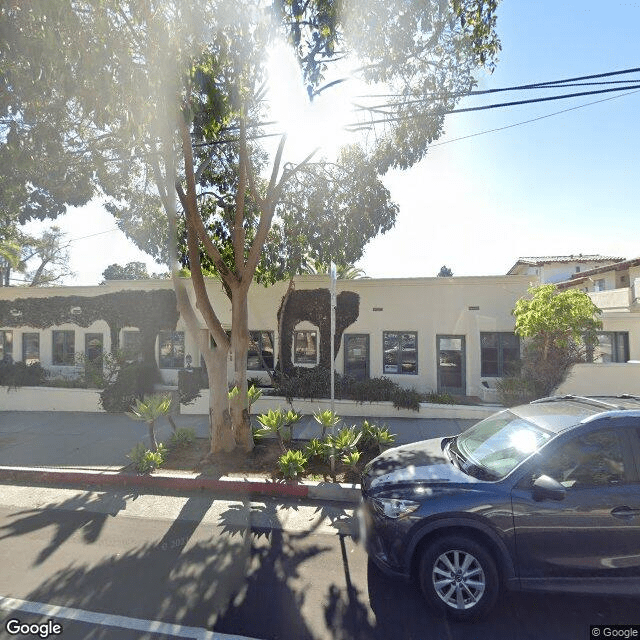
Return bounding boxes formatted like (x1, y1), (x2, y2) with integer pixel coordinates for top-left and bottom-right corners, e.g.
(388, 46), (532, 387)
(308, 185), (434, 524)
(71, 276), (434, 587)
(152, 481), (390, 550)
(419, 535), (499, 620)
(432, 549), (486, 610)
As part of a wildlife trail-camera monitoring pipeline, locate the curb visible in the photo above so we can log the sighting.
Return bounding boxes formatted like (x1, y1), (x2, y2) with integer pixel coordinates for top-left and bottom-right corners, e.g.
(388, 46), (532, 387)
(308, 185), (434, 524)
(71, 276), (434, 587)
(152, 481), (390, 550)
(0, 466), (361, 505)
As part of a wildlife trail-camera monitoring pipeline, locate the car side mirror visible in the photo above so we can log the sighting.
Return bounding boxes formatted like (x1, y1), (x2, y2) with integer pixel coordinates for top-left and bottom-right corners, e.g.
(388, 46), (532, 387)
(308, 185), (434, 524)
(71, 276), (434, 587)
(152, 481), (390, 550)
(532, 474), (566, 502)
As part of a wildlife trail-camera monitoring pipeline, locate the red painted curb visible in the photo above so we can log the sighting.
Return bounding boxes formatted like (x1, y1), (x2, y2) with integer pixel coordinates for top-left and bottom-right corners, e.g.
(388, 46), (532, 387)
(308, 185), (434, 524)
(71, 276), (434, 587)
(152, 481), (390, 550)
(0, 467), (310, 499)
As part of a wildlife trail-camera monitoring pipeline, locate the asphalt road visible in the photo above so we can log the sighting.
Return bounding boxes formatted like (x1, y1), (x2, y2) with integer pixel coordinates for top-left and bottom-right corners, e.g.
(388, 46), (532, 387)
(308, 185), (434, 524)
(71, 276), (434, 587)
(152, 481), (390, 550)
(0, 485), (638, 640)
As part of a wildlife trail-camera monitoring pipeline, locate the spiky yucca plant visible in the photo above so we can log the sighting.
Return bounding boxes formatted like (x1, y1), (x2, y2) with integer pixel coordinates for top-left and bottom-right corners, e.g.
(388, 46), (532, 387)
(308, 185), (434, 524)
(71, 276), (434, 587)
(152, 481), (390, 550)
(126, 394), (172, 452)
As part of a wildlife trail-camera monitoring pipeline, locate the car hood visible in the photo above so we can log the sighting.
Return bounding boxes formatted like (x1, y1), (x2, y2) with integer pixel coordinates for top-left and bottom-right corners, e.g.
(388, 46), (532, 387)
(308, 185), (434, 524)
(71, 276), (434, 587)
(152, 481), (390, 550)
(362, 437), (479, 492)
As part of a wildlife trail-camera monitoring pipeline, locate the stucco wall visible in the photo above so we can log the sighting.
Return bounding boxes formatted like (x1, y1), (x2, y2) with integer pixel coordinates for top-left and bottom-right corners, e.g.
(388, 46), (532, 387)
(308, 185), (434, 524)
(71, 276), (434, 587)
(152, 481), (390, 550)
(0, 386), (104, 412)
(181, 391), (498, 420)
(556, 363), (640, 396)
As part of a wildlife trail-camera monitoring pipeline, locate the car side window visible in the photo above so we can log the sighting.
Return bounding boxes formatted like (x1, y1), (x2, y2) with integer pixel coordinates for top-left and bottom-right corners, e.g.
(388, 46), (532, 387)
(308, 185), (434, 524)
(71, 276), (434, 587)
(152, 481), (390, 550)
(536, 429), (626, 489)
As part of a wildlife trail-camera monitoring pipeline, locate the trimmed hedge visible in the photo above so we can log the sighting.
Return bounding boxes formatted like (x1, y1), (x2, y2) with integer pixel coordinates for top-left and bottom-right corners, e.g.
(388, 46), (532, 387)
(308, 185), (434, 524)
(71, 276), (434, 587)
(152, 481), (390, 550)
(269, 367), (432, 411)
(0, 361), (47, 389)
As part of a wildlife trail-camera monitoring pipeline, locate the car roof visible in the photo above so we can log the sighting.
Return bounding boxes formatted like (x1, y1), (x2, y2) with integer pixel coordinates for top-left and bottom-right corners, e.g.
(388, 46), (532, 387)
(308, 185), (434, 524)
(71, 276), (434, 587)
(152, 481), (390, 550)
(510, 395), (640, 434)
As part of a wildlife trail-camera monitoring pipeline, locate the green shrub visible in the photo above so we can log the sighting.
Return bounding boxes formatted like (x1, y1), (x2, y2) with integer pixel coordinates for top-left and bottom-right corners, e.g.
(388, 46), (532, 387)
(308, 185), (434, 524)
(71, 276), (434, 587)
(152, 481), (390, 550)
(424, 391), (455, 404)
(348, 376), (398, 403)
(274, 367), (332, 400)
(496, 375), (538, 407)
(391, 387), (422, 411)
(278, 449), (307, 479)
(100, 363), (159, 413)
(0, 361), (47, 389)
(128, 442), (167, 473)
(168, 427), (196, 449)
(178, 368), (202, 405)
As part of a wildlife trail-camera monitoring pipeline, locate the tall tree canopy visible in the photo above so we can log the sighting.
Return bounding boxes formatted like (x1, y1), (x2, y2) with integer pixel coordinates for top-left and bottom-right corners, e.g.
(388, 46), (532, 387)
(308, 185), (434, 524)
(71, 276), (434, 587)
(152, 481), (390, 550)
(0, 0), (501, 453)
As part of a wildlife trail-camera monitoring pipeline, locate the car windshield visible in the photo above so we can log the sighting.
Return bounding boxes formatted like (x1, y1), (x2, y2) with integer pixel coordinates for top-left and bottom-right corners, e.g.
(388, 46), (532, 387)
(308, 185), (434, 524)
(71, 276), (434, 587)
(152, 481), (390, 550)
(456, 411), (553, 480)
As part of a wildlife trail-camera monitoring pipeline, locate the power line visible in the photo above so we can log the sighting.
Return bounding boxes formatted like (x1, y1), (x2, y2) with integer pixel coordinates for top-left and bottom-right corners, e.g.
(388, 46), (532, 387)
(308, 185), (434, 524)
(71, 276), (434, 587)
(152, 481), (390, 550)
(345, 82), (640, 130)
(354, 66), (640, 102)
(66, 228), (120, 243)
(429, 88), (640, 147)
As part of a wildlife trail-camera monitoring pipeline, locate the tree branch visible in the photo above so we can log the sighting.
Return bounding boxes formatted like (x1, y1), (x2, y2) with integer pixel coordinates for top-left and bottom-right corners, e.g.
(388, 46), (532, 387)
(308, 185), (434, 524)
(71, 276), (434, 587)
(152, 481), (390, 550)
(233, 113), (247, 277)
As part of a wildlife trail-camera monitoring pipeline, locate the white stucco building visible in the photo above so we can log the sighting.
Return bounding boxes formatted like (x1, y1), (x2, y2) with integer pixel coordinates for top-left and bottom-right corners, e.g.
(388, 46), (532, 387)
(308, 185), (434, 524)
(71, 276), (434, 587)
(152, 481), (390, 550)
(1, 254), (638, 402)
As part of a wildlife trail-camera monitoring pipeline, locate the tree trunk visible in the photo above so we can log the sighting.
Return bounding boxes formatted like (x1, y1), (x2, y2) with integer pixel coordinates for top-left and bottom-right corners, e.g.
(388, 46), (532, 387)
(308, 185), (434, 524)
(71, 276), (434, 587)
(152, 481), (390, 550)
(207, 348), (235, 454)
(230, 289), (253, 451)
(147, 420), (158, 452)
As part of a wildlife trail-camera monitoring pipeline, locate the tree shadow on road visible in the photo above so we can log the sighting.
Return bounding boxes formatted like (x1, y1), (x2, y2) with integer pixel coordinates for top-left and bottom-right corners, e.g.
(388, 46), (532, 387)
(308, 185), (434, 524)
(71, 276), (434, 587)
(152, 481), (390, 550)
(0, 490), (134, 565)
(19, 492), (338, 639)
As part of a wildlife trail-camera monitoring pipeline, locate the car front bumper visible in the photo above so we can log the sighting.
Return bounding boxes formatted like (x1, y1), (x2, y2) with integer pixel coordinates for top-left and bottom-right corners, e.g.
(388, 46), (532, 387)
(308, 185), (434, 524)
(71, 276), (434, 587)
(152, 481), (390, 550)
(359, 496), (412, 580)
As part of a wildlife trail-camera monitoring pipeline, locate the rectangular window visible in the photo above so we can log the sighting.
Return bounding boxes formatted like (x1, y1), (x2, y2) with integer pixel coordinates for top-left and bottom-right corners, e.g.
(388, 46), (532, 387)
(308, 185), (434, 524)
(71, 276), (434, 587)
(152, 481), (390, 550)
(0, 330), (13, 363)
(122, 330), (142, 363)
(481, 332), (520, 377)
(294, 330), (317, 364)
(594, 278), (606, 292)
(158, 331), (185, 368)
(248, 331), (274, 370)
(587, 332), (630, 363)
(52, 330), (75, 365)
(383, 331), (417, 374)
(22, 333), (40, 365)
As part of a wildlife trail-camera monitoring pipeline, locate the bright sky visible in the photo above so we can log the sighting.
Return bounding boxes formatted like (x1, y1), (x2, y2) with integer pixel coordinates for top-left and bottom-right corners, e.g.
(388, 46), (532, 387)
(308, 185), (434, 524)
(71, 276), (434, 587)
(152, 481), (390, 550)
(23, 0), (640, 285)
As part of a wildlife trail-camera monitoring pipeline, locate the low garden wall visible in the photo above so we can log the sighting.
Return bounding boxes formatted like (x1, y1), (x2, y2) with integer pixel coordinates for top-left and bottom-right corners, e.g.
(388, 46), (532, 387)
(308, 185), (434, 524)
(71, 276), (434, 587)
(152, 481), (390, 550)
(0, 386), (500, 420)
(182, 391), (499, 420)
(555, 362), (640, 397)
(0, 386), (104, 412)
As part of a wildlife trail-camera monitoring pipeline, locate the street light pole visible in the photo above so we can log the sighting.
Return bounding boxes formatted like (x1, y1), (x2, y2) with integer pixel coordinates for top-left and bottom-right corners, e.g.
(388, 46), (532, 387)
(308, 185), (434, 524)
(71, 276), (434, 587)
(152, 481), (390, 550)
(330, 262), (337, 476)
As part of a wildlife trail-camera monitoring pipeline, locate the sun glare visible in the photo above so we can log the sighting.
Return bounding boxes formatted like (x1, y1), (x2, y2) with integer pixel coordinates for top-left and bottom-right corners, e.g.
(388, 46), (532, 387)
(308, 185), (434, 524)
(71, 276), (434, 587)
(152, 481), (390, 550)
(266, 41), (357, 163)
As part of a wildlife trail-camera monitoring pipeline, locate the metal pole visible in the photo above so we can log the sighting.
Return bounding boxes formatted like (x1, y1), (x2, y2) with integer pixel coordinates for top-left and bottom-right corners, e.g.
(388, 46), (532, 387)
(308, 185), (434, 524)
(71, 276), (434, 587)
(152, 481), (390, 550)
(330, 262), (337, 476)
(330, 262), (336, 414)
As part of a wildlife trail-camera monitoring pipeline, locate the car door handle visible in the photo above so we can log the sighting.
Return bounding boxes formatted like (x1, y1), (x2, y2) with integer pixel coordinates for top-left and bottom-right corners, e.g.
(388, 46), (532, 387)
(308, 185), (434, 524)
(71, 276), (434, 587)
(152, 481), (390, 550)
(611, 506), (640, 519)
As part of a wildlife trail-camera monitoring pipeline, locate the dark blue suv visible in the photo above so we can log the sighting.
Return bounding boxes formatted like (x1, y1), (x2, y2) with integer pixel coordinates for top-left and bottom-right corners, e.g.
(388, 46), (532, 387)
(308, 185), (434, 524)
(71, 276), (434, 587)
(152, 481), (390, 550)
(360, 395), (640, 620)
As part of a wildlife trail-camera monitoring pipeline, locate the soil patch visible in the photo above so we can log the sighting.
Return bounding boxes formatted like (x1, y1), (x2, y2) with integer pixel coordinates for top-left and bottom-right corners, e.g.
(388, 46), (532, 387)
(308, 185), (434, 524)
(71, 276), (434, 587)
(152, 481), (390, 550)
(162, 437), (378, 483)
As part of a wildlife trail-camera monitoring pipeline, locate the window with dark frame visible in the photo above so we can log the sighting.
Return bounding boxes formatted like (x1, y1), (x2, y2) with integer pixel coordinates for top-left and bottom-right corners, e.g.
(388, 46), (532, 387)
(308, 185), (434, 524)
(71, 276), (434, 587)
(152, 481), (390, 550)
(22, 333), (40, 365)
(586, 332), (630, 363)
(481, 332), (520, 377)
(248, 331), (274, 370)
(294, 330), (317, 364)
(383, 331), (417, 374)
(122, 330), (142, 363)
(52, 330), (75, 365)
(158, 331), (185, 369)
(0, 330), (13, 363)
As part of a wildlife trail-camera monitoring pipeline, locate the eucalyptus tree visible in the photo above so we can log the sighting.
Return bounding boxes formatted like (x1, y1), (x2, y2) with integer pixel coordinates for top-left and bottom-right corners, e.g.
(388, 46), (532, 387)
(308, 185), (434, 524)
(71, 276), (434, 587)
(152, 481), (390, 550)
(1, 0), (501, 454)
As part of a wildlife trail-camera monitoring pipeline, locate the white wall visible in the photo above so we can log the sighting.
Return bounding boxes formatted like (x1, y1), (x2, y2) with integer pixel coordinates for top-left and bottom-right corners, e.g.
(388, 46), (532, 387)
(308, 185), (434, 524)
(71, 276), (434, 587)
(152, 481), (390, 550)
(0, 386), (103, 411)
(182, 390), (498, 420)
(556, 363), (640, 396)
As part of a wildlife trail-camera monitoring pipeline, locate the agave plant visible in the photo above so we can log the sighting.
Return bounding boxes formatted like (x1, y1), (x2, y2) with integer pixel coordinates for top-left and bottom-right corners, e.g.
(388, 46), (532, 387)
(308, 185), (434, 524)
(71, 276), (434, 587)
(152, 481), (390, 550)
(278, 449), (308, 480)
(325, 426), (362, 460)
(255, 408), (301, 452)
(313, 409), (341, 438)
(126, 393), (172, 452)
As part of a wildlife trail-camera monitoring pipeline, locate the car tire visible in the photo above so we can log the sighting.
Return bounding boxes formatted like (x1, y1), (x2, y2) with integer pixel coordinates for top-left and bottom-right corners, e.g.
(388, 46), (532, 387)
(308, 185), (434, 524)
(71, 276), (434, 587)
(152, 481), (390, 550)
(419, 534), (500, 621)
